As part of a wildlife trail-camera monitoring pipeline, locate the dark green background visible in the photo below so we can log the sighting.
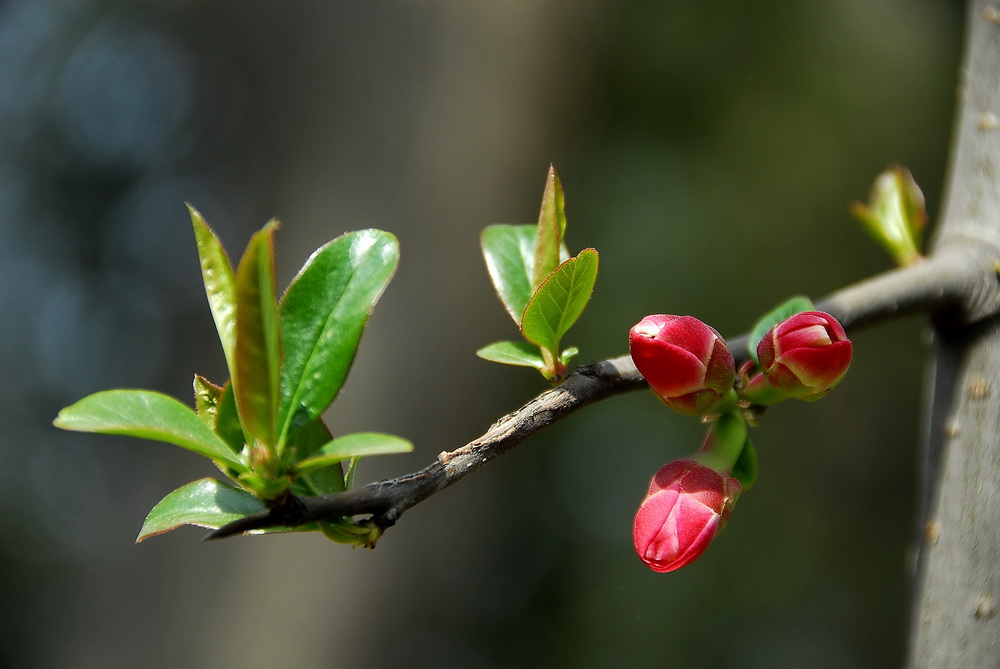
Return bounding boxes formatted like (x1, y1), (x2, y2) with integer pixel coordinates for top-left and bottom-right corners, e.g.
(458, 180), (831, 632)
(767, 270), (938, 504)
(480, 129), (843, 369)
(1, 1), (962, 666)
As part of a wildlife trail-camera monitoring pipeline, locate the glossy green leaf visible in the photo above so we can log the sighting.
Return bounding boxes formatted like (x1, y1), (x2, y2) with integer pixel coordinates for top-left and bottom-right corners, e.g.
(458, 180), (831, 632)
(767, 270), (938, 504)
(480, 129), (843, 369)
(277, 229), (399, 449)
(288, 417), (346, 496)
(520, 248), (599, 353)
(136, 478), (267, 541)
(53, 389), (245, 470)
(214, 381), (246, 455)
(532, 165), (567, 290)
(189, 206), (238, 378)
(287, 416), (336, 462)
(747, 295), (815, 366)
(476, 340), (546, 371)
(296, 432), (413, 474)
(233, 221), (281, 449)
(481, 224), (537, 325)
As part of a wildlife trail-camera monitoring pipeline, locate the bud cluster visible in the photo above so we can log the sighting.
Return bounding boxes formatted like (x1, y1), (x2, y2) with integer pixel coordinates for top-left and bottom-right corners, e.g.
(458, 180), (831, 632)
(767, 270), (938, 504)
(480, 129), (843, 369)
(627, 308), (852, 573)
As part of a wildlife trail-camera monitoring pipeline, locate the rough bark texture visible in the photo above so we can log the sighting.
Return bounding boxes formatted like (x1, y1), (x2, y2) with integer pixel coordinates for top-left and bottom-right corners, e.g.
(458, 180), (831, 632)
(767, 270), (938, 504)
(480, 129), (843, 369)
(909, 1), (1000, 665)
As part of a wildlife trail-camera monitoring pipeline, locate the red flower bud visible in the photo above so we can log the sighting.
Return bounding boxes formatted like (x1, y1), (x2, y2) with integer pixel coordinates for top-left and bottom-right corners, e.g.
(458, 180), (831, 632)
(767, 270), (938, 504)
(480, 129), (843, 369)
(633, 459), (741, 573)
(756, 311), (852, 400)
(629, 315), (736, 415)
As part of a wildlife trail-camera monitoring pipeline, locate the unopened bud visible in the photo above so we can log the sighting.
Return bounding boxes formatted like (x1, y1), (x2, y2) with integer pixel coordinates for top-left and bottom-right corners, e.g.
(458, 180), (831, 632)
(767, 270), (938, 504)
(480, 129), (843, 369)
(755, 311), (852, 401)
(633, 458), (741, 573)
(629, 315), (736, 416)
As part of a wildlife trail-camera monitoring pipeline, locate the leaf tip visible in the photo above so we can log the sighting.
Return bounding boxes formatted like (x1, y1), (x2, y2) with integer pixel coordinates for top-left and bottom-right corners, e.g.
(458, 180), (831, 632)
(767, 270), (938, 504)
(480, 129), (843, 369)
(187, 203), (210, 230)
(135, 522), (175, 543)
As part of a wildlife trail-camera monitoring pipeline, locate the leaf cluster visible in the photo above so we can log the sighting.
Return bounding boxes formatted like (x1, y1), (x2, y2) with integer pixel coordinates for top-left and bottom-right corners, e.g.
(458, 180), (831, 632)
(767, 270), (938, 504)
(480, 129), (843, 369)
(478, 166), (599, 381)
(849, 165), (927, 267)
(54, 208), (411, 544)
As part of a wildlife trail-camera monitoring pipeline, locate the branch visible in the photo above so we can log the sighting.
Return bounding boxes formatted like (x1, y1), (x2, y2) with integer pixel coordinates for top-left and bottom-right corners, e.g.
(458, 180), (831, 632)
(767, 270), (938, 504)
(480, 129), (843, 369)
(210, 354), (641, 538)
(209, 252), (992, 540)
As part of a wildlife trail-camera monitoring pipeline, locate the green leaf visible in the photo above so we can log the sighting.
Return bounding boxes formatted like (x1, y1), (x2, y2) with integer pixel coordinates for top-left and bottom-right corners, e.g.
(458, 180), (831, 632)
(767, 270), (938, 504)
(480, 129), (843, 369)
(520, 248), (599, 353)
(190, 380), (242, 479)
(481, 224), (537, 325)
(344, 457), (361, 490)
(54, 389), (245, 470)
(747, 295), (815, 366)
(234, 471), (289, 500)
(277, 229), (399, 448)
(136, 478), (267, 541)
(848, 166), (926, 267)
(189, 206), (238, 378)
(214, 381), (246, 455)
(476, 340), (547, 370)
(561, 346), (580, 366)
(193, 374), (224, 429)
(287, 417), (346, 496)
(532, 165), (567, 290)
(296, 432), (413, 475)
(731, 437), (758, 491)
(287, 416), (335, 462)
(319, 519), (373, 545)
(233, 221), (282, 449)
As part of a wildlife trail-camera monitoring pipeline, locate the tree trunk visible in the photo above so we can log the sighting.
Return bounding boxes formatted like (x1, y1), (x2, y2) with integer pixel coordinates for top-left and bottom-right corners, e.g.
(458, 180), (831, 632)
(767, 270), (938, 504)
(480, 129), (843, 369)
(909, 1), (1000, 665)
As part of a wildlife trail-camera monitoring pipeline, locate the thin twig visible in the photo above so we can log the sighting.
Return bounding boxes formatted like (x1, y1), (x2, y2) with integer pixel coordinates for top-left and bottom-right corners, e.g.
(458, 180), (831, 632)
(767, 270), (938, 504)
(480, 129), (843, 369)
(209, 355), (643, 538)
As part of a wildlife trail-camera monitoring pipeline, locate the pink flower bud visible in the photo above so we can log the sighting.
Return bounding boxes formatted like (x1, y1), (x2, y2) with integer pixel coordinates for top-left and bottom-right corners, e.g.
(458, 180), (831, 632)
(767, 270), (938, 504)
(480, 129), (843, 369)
(633, 459), (741, 573)
(756, 311), (852, 400)
(629, 315), (736, 415)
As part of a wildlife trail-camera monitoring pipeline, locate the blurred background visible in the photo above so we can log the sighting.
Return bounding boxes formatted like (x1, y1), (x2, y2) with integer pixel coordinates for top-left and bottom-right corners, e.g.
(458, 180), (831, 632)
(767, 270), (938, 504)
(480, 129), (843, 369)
(1, 0), (963, 667)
